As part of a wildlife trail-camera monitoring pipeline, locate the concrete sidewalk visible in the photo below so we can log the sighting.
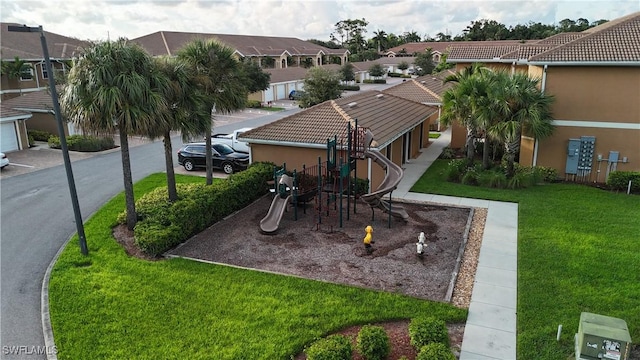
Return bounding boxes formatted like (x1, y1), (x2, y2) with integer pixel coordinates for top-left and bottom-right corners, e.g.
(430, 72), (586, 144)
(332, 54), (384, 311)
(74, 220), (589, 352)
(394, 128), (518, 360)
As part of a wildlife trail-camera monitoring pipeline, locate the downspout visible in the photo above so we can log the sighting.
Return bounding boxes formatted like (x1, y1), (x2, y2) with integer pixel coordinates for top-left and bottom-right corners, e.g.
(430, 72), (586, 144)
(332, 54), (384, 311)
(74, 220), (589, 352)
(367, 157), (372, 193)
(511, 61), (515, 76)
(437, 105), (442, 132)
(404, 133), (410, 163)
(533, 64), (548, 167)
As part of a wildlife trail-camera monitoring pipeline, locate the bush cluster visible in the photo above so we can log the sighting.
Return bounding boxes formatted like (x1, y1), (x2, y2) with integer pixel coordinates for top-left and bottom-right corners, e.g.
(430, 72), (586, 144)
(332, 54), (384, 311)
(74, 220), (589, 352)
(356, 325), (390, 360)
(48, 134), (115, 152)
(305, 334), (352, 360)
(409, 317), (449, 348)
(416, 342), (456, 360)
(124, 162), (273, 256)
(246, 100), (262, 108)
(444, 159), (557, 189)
(339, 84), (361, 91)
(28, 129), (53, 142)
(387, 72), (402, 78)
(362, 79), (387, 84)
(607, 171), (640, 194)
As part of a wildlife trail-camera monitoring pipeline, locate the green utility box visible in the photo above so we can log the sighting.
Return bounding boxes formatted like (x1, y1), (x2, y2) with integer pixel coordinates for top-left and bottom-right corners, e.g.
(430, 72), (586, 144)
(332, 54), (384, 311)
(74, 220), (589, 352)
(575, 312), (632, 360)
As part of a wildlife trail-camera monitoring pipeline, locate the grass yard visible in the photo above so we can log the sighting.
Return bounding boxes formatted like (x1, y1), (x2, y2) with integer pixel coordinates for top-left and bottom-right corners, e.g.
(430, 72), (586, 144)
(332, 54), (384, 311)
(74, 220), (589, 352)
(411, 160), (640, 359)
(429, 132), (441, 139)
(49, 173), (467, 360)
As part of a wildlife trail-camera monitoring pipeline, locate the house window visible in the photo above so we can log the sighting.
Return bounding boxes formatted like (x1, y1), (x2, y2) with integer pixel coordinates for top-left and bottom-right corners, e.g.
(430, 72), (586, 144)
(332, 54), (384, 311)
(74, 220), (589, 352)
(20, 67), (34, 81)
(41, 64), (48, 79)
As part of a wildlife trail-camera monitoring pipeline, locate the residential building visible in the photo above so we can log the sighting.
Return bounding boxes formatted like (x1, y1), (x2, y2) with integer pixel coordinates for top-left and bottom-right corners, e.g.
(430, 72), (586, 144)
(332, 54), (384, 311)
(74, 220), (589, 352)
(0, 104), (31, 152)
(445, 12), (640, 181)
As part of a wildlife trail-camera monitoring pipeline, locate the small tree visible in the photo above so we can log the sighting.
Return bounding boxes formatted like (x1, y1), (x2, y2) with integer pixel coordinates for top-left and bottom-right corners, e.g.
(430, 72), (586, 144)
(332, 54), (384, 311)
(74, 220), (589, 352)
(415, 49), (436, 76)
(339, 62), (355, 83)
(299, 67), (341, 108)
(240, 60), (271, 93)
(434, 53), (455, 73)
(368, 63), (385, 79)
(1, 57), (33, 94)
(398, 61), (409, 72)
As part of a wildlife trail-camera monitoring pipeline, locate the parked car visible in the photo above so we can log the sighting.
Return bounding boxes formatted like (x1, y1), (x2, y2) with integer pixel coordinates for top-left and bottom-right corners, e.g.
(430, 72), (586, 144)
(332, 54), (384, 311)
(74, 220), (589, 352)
(288, 90), (306, 100)
(0, 153), (9, 169)
(177, 143), (249, 174)
(210, 127), (252, 153)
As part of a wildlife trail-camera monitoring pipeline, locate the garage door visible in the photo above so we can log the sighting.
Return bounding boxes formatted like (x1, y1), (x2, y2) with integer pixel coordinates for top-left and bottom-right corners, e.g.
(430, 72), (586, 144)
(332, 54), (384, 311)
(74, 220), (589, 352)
(263, 86), (274, 102)
(276, 84), (286, 100)
(0, 122), (18, 152)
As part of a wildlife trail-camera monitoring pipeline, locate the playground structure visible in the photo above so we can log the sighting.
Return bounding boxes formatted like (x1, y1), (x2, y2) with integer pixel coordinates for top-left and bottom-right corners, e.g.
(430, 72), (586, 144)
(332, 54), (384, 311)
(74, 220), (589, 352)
(259, 121), (409, 234)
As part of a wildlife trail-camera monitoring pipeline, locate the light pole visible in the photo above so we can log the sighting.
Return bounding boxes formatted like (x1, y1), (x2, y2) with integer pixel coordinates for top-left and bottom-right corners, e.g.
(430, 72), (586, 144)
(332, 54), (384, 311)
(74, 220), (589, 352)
(8, 24), (88, 255)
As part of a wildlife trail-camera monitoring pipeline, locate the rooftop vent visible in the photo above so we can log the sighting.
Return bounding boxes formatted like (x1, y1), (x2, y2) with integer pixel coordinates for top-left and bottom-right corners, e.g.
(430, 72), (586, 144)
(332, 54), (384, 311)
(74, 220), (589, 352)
(348, 102), (358, 108)
(376, 94), (384, 99)
(420, 81), (426, 84)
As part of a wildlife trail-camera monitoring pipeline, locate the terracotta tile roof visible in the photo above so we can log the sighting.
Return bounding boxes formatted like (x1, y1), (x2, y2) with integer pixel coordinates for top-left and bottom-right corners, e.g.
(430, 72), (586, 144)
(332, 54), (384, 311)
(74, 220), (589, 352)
(0, 104), (32, 121)
(1, 23), (87, 60)
(350, 57), (416, 71)
(534, 32), (585, 45)
(130, 31), (347, 58)
(529, 12), (640, 63)
(385, 40), (524, 56)
(1, 88), (57, 112)
(382, 70), (454, 104)
(240, 90), (437, 148)
(500, 44), (557, 60)
(447, 45), (520, 61)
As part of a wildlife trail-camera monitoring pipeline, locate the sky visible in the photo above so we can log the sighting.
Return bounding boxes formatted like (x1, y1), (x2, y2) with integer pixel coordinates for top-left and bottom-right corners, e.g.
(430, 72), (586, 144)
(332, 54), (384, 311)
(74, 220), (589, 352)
(1, 0), (638, 42)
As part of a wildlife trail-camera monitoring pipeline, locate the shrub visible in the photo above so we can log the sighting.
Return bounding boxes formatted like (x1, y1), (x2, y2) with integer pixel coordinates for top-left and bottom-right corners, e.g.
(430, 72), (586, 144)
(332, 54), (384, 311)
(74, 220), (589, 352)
(28, 129), (52, 142)
(352, 177), (370, 197)
(477, 170), (507, 188)
(507, 170), (534, 189)
(416, 343), (455, 360)
(305, 334), (352, 360)
(48, 134), (115, 152)
(246, 100), (262, 108)
(409, 317), (449, 348)
(387, 72), (402, 78)
(460, 168), (479, 186)
(356, 325), (390, 360)
(607, 171), (640, 194)
(339, 84), (360, 91)
(444, 159), (467, 182)
(362, 79), (387, 84)
(533, 166), (558, 183)
(439, 146), (456, 160)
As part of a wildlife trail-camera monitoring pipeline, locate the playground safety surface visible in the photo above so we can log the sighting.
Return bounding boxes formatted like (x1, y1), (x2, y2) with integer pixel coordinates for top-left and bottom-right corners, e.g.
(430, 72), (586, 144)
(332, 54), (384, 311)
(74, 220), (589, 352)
(169, 194), (472, 302)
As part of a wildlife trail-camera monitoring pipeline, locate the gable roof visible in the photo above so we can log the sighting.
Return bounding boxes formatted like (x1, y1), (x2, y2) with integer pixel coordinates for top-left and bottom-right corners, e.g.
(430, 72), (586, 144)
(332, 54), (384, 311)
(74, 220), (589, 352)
(528, 11), (640, 64)
(0, 103), (32, 122)
(385, 40), (524, 57)
(130, 31), (347, 58)
(1, 23), (87, 60)
(1, 88), (56, 112)
(382, 70), (455, 104)
(240, 90), (437, 149)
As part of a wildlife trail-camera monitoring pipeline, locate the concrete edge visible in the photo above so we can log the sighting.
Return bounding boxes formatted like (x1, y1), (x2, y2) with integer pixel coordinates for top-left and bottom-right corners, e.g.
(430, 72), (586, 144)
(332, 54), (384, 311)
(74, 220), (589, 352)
(42, 233), (77, 360)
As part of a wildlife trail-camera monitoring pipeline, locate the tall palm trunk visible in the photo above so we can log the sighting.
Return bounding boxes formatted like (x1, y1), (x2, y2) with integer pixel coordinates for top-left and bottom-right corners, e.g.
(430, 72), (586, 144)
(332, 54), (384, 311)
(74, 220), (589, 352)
(163, 132), (178, 202)
(465, 127), (476, 166)
(119, 127), (137, 230)
(482, 135), (491, 169)
(504, 138), (520, 178)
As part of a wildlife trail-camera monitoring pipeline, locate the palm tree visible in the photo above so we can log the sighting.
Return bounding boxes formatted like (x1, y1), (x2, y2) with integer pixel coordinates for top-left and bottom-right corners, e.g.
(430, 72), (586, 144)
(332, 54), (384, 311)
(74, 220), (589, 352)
(487, 71), (555, 177)
(441, 64), (490, 165)
(1, 57), (33, 95)
(373, 29), (387, 52)
(177, 39), (248, 185)
(60, 39), (169, 230)
(153, 56), (210, 202)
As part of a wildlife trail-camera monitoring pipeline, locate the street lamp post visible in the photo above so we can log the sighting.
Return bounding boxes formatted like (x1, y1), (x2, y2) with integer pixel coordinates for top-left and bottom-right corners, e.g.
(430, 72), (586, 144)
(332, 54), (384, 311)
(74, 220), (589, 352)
(9, 24), (88, 255)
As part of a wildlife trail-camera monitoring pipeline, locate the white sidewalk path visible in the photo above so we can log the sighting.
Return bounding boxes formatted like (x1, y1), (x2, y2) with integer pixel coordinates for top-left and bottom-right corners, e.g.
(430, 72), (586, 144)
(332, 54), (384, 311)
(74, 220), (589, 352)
(394, 128), (518, 360)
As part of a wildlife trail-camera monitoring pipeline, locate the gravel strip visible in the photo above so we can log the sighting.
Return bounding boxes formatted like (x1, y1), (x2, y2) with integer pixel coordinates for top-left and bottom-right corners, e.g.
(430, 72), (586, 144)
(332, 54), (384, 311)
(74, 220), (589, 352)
(451, 208), (487, 308)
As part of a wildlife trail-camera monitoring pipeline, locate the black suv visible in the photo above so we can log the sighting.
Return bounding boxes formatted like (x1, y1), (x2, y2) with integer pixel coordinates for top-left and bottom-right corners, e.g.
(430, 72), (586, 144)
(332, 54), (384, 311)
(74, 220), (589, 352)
(177, 143), (249, 174)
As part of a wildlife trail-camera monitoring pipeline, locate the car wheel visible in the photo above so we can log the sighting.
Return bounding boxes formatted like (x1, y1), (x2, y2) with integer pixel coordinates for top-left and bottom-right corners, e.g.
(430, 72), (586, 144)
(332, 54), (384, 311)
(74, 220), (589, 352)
(222, 162), (234, 174)
(183, 159), (195, 171)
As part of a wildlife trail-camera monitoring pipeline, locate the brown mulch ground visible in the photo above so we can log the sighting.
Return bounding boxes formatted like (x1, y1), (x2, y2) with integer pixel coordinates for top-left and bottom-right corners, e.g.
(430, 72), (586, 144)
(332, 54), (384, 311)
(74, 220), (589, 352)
(115, 194), (486, 359)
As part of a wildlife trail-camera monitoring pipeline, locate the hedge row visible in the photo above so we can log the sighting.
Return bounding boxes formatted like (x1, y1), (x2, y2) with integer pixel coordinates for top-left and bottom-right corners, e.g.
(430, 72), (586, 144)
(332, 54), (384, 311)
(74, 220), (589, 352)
(28, 129), (53, 142)
(339, 84), (361, 91)
(606, 171), (640, 194)
(127, 162), (273, 256)
(362, 79), (387, 84)
(48, 134), (115, 152)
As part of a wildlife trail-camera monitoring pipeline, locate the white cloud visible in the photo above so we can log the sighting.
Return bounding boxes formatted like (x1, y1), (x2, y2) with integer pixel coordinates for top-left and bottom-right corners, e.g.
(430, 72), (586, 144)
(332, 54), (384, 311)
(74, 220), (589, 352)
(1, 0), (638, 41)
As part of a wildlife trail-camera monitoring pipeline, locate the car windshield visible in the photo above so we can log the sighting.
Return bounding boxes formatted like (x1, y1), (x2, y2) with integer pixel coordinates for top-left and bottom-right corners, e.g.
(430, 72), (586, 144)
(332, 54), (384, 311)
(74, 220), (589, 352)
(213, 143), (234, 155)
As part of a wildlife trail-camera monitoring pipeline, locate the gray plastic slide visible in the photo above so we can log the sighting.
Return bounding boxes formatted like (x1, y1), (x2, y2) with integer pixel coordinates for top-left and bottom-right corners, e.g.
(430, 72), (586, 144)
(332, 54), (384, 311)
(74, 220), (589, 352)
(361, 150), (409, 221)
(260, 174), (294, 233)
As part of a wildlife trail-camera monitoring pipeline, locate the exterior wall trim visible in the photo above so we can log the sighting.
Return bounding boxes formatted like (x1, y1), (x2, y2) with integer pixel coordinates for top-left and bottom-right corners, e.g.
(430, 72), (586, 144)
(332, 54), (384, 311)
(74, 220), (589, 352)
(552, 120), (640, 130)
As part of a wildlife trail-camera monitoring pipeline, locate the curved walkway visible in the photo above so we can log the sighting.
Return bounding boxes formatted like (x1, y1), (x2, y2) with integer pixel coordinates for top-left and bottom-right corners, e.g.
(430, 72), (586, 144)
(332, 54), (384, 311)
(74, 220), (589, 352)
(394, 128), (518, 360)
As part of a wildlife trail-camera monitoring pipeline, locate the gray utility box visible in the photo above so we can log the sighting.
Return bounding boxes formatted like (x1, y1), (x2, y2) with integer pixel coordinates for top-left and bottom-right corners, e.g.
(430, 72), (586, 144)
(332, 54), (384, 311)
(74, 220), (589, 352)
(575, 312), (632, 360)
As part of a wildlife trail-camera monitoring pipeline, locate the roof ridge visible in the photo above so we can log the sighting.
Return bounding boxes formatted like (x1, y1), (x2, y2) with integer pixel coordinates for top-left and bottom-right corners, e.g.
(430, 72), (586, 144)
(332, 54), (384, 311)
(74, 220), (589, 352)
(331, 100), (355, 127)
(414, 80), (442, 100)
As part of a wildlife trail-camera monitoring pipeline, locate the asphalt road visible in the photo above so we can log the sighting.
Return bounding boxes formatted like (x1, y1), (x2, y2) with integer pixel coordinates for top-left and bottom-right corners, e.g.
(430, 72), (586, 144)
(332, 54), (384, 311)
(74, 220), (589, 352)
(0, 106), (301, 359)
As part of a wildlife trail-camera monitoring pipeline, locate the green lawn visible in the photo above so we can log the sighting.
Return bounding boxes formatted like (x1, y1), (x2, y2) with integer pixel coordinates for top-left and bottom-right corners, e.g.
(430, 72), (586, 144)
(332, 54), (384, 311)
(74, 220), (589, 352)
(49, 173), (466, 360)
(429, 132), (441, 139)
(411, 160), (640, 359)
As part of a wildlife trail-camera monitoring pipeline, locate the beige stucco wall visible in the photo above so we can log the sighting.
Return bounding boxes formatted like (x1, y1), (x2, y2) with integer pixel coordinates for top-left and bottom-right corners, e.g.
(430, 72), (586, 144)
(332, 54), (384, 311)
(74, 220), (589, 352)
(25, 112), (71, 136)
(410, 126), (421, 158)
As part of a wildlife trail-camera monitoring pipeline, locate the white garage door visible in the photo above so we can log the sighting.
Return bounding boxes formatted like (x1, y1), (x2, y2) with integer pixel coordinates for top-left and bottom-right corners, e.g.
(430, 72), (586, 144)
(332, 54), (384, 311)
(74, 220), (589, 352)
(264, 86), (274, 102)
(276, 84), (286, 100)
(0, 122), (18, 152)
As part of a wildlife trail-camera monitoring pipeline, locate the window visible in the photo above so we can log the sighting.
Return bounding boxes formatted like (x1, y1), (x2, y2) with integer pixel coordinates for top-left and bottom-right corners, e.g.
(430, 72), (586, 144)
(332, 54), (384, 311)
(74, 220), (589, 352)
(41, 64), (48, 80)
(20, 67), (34, 81)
